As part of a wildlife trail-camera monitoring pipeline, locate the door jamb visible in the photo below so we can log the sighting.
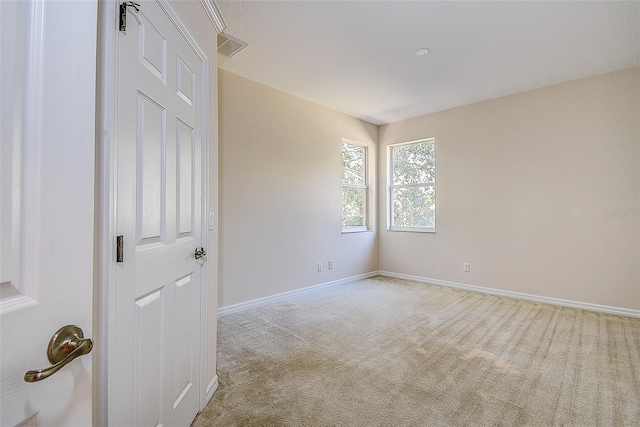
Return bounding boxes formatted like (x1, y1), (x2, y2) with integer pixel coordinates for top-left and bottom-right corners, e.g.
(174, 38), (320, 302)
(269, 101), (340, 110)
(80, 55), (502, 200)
(95, 1), (118, 425)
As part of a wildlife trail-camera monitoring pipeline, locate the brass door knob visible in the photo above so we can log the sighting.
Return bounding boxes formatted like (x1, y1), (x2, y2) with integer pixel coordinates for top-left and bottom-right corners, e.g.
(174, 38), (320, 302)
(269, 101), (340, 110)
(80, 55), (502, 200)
(24, 325), (93, 382)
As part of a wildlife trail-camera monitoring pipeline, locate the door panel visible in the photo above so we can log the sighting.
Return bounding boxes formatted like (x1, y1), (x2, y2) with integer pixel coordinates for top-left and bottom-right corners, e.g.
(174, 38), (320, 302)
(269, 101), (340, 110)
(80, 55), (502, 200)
(114, 1), (205, 426)
(137, 93), (165, 244)
(177, 119), (195, 236)
(134, 287), (164, 427)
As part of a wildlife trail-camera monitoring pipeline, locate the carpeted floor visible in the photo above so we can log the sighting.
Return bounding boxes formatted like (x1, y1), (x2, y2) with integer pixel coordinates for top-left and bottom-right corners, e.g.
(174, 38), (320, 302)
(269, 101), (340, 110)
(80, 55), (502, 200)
(192, 276), (640, 426)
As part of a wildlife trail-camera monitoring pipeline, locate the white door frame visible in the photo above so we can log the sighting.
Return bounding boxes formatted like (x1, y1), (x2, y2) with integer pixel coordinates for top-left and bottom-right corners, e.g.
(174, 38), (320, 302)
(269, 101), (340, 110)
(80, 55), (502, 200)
(95, 1), (225, 425)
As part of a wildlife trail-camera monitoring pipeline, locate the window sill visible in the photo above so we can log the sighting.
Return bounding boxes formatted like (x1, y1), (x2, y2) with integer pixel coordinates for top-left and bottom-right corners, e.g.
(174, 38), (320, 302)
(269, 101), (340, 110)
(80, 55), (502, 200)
(342, 227), (371, 234)
(388, 227), (435, 233)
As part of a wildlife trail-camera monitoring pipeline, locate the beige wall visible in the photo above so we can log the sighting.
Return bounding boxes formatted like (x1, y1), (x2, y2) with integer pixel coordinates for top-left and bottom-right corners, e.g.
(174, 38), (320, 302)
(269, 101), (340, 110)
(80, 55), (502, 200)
(379, 68), (640, 310)
(218, 69), (378, 308)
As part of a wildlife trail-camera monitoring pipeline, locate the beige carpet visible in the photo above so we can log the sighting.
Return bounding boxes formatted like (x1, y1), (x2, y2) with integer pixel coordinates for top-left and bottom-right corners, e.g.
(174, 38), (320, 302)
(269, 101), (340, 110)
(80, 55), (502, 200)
(192, 276), (640, 426)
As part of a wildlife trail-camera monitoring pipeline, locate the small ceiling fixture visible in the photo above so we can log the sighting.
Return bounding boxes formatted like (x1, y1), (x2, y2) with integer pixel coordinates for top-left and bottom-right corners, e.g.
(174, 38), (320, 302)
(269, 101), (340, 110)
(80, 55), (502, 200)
(416, 48), (430, 56)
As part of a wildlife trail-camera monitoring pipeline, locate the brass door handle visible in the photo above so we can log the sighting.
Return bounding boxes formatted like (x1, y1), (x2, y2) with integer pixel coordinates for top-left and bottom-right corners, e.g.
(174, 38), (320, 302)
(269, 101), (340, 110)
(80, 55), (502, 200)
(24, 325), (93, 382)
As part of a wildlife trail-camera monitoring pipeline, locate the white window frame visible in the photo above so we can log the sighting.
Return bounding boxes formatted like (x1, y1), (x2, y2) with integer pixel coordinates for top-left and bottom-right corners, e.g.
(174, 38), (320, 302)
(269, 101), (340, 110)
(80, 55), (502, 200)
(387, 137), (436, 233)
(342, 139), (369, 233)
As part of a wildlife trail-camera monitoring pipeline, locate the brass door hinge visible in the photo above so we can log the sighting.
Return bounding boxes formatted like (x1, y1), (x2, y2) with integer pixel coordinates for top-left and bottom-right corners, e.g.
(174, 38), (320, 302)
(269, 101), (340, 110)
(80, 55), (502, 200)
(119, 1), (140, 32)
(116, 235), (124, 263)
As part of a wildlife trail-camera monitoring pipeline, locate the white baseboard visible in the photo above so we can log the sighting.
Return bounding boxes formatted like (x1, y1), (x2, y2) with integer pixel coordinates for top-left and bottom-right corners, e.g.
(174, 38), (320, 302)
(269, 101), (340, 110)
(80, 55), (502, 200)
(378, 271), (640, 318)
(206, 375), (219, 404)
(217, 271), (379, 317)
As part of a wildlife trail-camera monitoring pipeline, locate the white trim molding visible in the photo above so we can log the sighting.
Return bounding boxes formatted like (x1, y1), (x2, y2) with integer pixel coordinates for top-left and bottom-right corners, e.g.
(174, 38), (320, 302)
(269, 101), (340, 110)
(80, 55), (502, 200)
(206, 375), (219, 405)
(200, 0), (226, 34)
(378, 271), (640, 318)
(217, 272), (379, 316)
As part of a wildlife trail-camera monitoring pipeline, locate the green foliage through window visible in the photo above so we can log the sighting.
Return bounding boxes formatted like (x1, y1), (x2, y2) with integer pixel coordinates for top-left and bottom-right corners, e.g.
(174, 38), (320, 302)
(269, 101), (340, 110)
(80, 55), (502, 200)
(342, 142), (367, 229)
(389, 139), (435, 230)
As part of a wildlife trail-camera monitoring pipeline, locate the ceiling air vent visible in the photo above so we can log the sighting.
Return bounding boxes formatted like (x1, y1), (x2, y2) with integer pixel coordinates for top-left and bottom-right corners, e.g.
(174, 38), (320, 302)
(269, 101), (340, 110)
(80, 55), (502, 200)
(217, 32), (248, 58)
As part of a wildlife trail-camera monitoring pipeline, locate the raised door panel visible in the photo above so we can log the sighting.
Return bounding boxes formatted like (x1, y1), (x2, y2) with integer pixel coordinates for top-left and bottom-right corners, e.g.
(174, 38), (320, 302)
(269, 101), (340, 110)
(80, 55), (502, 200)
(135, 288), (165, 427)
(177, 119), (194, 237)
(137, 93), (166, 245)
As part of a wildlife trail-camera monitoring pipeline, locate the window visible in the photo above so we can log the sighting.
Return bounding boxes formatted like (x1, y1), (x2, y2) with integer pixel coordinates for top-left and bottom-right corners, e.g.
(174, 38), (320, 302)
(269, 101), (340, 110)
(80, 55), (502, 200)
(342, 141), (368, 231)
(388, 138), (435, 232)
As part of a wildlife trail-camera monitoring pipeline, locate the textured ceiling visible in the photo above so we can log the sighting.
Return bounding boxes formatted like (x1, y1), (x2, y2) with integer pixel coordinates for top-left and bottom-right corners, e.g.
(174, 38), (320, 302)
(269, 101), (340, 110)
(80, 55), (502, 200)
(217, 1), (640, 126)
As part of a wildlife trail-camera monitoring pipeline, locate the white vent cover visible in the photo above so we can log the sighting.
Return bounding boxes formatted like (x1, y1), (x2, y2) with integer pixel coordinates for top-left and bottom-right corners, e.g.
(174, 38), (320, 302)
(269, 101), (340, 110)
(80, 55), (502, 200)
(217, 32), (248, 58)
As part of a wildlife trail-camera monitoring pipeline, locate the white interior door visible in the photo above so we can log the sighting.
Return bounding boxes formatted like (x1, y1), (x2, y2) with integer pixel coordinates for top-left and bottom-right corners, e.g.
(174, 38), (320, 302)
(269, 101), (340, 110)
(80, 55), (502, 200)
(112, 1), (207, 425)
(0, 1), (97, 426)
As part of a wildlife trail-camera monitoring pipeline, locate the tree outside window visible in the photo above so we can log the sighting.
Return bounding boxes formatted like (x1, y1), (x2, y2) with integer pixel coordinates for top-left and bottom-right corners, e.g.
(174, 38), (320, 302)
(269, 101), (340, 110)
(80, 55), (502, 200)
(342, 142), (367, 230)
(389, 138), (435, 232)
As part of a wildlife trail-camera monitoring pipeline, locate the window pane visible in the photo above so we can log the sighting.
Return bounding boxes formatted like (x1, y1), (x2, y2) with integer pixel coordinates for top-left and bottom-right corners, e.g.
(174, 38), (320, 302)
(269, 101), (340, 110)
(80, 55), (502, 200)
(392, 185), (435, 228)
(342, 143), (365, 185)
(342, 187), (366, 227)
(392, 141), (435, 185)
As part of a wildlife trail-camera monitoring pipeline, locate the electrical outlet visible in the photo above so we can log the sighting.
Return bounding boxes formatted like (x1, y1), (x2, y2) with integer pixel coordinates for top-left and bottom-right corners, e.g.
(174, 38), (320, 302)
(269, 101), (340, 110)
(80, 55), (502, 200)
(328, 261), (334, 270)
(317, 263), (323, 272)
(463, 263), (470, 272)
